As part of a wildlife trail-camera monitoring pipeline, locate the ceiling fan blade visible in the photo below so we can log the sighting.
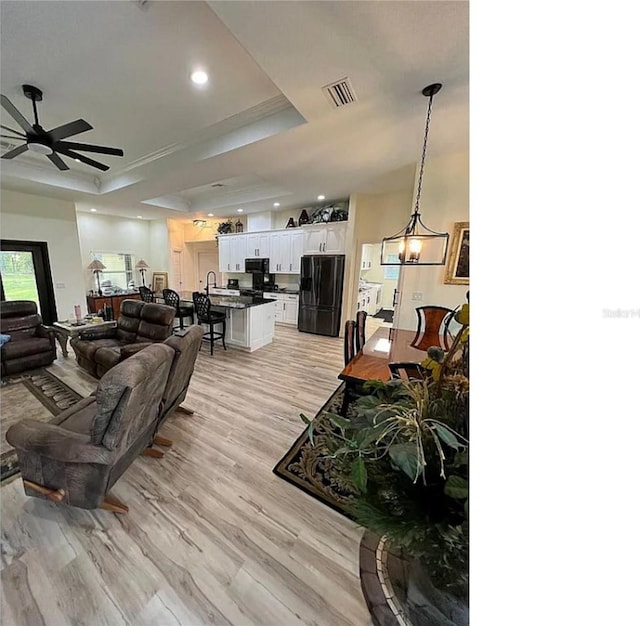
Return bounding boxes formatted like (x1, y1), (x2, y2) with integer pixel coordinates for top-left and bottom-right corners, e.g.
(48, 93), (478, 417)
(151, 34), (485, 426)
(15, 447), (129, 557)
(0, 95), (34, 134)
(1, 144), (29, 159)
(54, 140), (123, 156)
(1, 124), (26, 138)
(47, 119), (93, 142)
(56, 148), (109, 171)
(47, 152), (69, 171)
(1, 135), (26, 141)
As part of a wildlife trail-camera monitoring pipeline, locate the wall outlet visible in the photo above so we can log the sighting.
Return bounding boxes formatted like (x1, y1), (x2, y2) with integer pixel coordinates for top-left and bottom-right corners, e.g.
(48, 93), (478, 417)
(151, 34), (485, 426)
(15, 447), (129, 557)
(411, 292), (423, 301)
(55, 282), (66, 289)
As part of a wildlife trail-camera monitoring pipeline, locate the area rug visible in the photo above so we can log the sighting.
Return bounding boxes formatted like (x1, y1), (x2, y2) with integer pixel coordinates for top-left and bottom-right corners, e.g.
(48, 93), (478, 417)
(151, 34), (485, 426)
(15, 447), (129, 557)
(1, 369), (82, 482)
(273, 383), (357, 519)
(372, 309), (394, 323)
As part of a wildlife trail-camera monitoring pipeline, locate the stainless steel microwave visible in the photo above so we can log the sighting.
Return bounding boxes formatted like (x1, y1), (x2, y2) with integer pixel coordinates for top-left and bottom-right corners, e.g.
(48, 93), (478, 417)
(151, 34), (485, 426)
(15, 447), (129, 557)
(245, 258), (269, 274)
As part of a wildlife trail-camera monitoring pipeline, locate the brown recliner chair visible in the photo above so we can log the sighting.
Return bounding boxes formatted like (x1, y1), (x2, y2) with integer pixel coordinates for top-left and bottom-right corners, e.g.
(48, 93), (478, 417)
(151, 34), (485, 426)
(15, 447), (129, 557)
(150, 325), (204, 454)
(1, 300), (56, 376)
(5, 343), (174, 513)
(71, 299), (175, 378)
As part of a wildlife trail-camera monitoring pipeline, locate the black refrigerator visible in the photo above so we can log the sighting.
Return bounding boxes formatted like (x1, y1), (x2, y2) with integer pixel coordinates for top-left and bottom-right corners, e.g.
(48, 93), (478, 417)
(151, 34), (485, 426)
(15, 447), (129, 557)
(298, 255), (345, 337)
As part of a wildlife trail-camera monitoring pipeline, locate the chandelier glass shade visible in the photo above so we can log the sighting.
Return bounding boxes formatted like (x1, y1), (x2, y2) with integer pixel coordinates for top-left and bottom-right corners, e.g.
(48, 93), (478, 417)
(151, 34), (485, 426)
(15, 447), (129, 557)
(381, 83), (449, 266)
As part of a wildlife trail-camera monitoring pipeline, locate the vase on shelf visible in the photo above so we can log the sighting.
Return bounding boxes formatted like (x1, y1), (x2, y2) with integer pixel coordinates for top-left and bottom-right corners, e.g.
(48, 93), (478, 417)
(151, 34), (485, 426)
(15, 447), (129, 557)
(299, 209), (310, 225)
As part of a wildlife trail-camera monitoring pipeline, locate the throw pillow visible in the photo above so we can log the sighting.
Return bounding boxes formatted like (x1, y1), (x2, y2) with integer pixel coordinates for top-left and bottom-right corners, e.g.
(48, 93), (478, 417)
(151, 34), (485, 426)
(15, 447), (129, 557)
(0, 334), (11, 346)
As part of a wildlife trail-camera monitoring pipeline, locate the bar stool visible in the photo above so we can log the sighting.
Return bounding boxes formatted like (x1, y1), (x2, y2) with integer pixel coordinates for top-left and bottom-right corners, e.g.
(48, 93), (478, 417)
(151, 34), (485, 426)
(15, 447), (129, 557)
(192, 292), (227, 355)
(162, 289), (194, 331)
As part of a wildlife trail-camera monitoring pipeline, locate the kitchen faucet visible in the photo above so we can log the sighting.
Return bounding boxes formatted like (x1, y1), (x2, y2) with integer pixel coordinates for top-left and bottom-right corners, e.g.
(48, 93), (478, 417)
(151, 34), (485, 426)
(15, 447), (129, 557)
(205, 271), (217, 295)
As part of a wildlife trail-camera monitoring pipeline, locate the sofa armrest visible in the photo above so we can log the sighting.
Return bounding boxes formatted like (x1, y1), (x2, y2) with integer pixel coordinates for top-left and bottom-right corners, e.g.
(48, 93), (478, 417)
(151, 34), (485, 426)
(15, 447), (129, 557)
(6, 420), (112, 465)
(35, 324), (57, 348)
(119, 342), (153, 360)
(77, 326), (117, 341)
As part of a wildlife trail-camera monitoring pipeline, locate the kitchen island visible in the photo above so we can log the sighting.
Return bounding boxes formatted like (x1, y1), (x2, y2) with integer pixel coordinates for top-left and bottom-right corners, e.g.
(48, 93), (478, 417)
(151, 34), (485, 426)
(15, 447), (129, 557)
(169, 291), (277, 352)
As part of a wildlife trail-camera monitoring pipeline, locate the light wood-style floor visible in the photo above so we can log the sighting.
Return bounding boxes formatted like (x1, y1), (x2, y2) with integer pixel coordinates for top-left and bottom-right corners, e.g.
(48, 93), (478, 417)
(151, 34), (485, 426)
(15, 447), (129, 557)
(1, 325), (374, 626)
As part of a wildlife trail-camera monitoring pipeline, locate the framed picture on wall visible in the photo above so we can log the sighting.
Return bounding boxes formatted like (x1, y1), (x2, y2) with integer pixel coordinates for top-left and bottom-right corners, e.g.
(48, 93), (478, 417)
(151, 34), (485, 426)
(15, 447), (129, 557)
(151, 272), (168, 293)
(444, 222), (469, 285)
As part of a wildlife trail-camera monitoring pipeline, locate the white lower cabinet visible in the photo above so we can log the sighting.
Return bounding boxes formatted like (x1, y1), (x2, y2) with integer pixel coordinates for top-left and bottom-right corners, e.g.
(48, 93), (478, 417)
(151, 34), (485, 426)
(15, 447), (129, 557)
(264, 292), (299, 326)
(226, 302), (276, 352)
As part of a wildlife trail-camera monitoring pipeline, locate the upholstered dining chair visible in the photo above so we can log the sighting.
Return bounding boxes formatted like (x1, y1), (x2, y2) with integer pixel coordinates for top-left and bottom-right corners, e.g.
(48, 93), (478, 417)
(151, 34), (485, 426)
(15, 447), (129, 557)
(162, 288), (194, 331)
(344, 319), (357, 366)
(139, 285), (155, 303)
(191, 292), (227, 355)
(355, 310), (367, 353)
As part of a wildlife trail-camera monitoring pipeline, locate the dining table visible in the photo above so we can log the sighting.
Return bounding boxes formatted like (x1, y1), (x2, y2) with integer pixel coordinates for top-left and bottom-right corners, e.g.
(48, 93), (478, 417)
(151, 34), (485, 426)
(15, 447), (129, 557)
(337, 326), (444, 414)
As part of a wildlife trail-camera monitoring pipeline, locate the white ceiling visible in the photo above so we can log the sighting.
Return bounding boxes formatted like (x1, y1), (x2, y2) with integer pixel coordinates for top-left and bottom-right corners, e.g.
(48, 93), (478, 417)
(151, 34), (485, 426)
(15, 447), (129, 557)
(0, 1), (469, 220)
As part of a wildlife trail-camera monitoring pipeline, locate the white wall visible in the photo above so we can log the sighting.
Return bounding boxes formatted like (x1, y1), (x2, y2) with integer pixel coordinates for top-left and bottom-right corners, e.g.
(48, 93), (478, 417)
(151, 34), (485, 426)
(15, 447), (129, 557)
(76, 212), (157, 291)
(395, 151), (470, 330)
(0, 189), (86, 318)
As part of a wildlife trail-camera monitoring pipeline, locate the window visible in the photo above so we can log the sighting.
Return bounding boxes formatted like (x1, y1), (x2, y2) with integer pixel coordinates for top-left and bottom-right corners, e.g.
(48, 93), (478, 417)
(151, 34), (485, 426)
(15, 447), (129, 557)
(92, 252), (135, 289)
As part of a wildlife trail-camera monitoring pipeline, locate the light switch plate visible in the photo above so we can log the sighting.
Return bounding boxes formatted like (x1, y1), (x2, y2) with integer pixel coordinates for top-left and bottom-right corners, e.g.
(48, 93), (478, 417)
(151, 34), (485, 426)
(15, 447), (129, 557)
(55, 283), (66, 289)
(412, 292), (423, 301)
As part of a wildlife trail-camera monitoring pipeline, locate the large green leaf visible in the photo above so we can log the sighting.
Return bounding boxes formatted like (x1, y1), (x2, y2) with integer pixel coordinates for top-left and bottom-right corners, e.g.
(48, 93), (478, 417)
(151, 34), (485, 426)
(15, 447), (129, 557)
(326, 412), (351, 430)
(434, 424), (463, 450)
(444, 475), (469, 499)
(351, 457), (368, 493)
(389, 443), (421, 482)
(300, 413), (315, 446)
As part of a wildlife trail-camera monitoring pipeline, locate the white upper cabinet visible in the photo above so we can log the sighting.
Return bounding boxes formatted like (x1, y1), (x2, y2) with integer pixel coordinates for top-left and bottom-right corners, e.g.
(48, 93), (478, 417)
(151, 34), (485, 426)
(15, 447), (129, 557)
(218, 236), (231, 272)
(290, 230), (304, 273)
(303, 222), (347, 255)
(269, 229), (305, 274)
(361, 244), (374, 270)
(218, 234), (247, 272)
(246, 233), (270, 259)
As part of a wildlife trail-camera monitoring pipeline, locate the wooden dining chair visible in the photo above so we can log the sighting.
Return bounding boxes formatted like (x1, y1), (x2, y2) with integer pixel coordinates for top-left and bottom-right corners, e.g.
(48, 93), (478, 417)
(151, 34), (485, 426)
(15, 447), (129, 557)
(388, 361), (427, 381)
(355, 310), (367, 353)
(344, 320), (357, 366)
(412, 305), (454, 351)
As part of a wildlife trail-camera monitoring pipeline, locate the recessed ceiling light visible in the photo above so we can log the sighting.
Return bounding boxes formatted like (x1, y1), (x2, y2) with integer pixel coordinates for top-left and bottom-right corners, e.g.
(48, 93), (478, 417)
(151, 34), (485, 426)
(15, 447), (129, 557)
(137, 215), (143, 219)
(207, 213), (214, 217)
(190, 70), (208, 85)
(237, 208), (243, 213)
(90, 208), (97, 212)
(317, 195), (325, 201)
(273, 202), (280, 207)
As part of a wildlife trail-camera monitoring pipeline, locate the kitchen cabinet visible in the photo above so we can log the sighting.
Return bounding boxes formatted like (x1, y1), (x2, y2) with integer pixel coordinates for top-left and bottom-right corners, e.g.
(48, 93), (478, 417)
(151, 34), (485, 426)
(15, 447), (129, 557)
(269, 230), (304, 274)
(246, 233), (270, 259)
(86, 293), (141, 319)
(356, 284), (381, 316)
(302, 222), (347, 255)
(226, 301), (276, 352)
(219, 234), (247, 272)
(361, 244), (374, 270)
(264, 292), (299, 325)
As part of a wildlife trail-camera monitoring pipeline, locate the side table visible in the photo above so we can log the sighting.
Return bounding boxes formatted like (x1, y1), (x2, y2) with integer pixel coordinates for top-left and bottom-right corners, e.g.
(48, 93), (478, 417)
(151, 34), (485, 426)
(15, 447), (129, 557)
(52, 320), (117, 357)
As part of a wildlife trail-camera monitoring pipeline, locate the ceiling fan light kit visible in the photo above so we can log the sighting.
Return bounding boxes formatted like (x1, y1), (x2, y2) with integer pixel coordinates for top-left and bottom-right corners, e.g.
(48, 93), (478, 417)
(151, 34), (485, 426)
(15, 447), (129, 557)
(0, 84), (124, 171)
(380, 82), (450, 267)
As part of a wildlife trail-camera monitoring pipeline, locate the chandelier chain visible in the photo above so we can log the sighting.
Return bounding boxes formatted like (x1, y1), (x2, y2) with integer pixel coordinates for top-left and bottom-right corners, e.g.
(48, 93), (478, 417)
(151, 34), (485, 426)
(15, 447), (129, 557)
(414, 93), (434, 214)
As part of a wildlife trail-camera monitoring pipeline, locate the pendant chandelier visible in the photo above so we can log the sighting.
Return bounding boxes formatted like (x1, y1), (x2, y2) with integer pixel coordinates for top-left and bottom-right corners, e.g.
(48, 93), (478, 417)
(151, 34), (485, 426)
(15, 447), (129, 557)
(381, 83), (449, 266)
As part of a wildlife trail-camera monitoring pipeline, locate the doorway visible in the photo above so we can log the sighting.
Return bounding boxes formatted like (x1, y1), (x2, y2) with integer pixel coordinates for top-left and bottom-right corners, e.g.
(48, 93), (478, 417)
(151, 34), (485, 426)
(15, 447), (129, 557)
(196, 250), (219, 292)
(0, 240), (58, 324)
(358, 242), (399, 327)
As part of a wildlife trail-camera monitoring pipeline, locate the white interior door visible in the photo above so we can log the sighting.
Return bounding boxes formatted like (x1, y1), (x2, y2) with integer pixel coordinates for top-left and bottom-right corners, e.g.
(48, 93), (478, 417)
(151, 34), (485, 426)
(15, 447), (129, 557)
(171, 249), (184, 293)
(197, 251), (219, 292)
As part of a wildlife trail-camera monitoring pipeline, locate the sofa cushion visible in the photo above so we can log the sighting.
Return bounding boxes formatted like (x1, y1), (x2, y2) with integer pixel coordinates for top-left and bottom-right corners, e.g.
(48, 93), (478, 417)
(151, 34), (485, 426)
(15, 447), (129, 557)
(136, 302), (174, 342)
(0, 313), (41, 337)
(94, 346), (122, 371)
(72, 338), (121, 361)
(1, 336), (52, 360)
(57, 398), (99, 436)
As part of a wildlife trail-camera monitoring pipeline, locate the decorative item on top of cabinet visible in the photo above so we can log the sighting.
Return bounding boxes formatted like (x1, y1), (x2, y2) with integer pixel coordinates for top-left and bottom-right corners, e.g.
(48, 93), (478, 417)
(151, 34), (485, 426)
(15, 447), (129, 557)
(298, 209), (310, 225)
(235, 220), (244, 233)
(286, 217), (296, 228)
(217, 220), (233, 235)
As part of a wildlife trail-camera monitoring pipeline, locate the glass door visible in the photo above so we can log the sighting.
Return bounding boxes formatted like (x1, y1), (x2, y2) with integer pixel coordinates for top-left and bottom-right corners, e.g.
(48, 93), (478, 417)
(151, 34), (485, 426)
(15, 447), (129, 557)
(0, 240), (58, 324)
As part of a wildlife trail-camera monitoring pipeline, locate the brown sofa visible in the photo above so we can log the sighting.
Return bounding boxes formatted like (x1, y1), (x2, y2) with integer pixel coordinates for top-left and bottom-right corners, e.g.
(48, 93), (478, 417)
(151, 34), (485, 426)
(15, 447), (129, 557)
(71, 299), (175, 378)
(6, 343), (174, 512)
(1, 300), (56, 376)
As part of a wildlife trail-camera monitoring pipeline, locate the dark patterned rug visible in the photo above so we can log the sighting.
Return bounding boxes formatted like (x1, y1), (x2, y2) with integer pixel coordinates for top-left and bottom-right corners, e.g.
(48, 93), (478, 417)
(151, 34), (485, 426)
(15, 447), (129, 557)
(273, 383), (357, 519)
(1, 369), (82, 482)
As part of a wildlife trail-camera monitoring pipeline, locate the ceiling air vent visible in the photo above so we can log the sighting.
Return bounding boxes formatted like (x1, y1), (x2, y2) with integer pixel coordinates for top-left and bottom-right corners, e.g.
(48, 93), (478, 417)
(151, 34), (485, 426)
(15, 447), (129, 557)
(322, 77), (357, 108)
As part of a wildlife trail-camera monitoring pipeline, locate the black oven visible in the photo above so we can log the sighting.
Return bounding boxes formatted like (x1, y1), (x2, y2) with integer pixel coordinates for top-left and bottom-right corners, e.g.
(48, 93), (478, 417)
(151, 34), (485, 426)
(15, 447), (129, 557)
(245, 258), (269, 274)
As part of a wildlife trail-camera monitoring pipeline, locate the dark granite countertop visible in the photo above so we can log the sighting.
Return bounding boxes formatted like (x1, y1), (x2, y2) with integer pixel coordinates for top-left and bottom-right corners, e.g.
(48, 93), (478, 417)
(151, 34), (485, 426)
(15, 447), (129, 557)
(208, 295), (276, 310)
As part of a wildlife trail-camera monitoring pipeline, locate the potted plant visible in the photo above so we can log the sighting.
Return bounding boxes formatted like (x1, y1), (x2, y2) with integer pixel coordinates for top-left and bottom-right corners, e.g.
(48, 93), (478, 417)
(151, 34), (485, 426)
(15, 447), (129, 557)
(301, 305), (470, 624)
(217, 220), (233, 235)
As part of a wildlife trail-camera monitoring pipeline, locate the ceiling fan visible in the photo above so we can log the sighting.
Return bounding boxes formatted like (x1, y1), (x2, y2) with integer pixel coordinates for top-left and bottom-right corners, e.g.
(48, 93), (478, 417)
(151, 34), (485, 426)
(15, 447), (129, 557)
(1, 84), (124, 171)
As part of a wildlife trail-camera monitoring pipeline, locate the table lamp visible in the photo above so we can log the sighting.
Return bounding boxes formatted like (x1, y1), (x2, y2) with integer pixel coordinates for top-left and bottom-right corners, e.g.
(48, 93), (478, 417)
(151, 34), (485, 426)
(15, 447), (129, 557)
(135, 259), (150, 287)
(87, 259), (106, 296)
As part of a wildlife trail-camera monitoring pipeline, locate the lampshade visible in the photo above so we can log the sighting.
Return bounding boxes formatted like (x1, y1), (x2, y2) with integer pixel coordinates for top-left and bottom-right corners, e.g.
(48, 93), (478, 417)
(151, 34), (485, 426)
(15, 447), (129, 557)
(380, 83), (449, 266)
(87, 259), (106, 271)
(135, 259), (150, 270)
